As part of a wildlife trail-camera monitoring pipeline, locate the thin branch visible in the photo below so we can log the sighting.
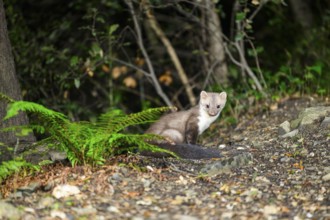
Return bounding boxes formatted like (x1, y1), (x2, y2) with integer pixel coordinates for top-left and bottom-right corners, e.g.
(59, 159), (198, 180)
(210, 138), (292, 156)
(234, 41), (266, 97)
(142, 0), (196, 106)
(124, 0), (172, 106)
(246, 38), (267, 88)
(111, 57), (151, 77)
(202, 59), (221, 90)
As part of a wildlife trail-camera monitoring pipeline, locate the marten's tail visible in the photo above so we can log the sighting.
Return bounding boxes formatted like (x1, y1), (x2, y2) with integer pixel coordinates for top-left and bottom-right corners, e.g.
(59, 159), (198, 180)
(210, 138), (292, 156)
(140, 143), (222, 159)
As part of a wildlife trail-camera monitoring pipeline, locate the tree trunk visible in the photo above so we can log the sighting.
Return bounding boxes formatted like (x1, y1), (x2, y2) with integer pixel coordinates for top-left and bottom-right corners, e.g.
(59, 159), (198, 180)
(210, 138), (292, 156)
(0, 0), (35, 151)
(203, 0), (229, 86)
(289, 0), (314, 29)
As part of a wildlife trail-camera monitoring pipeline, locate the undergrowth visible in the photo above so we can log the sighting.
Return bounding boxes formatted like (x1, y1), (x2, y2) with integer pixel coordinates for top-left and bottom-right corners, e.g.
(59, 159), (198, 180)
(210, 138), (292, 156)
(0, 93), (174, 183)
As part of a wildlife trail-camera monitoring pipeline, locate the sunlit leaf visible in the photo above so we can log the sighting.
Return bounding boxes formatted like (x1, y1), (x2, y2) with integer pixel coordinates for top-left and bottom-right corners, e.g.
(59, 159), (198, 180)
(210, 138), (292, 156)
(74, 78), (81, 89)
(109, 24), (119, 35)
(123, 76), (137, 88)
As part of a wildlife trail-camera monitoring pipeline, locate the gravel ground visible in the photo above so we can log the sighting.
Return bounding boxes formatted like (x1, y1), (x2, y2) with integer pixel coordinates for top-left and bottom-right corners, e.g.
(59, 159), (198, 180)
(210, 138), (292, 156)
(0, 97), (329, 220)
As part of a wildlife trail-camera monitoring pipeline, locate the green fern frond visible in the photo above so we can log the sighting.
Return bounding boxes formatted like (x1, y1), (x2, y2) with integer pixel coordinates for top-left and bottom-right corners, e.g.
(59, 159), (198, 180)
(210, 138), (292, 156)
(0, 93), (15, 103)
(0, 158), (40, 184)
(99, 107), (175, 133)
(3, 101), (68, 123)
(107, 133), (176, 157)
(1, 97), (177, 167)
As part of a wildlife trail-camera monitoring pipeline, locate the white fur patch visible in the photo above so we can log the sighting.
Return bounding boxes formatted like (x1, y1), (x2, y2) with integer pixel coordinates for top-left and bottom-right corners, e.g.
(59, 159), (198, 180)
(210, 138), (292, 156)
(197, 106), (220, 134)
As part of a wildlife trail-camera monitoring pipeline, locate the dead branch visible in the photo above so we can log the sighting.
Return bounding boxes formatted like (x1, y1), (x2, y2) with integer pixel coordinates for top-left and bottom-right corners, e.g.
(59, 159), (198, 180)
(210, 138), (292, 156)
(124, 0), (172, 106)
(142, 0), (196, 106)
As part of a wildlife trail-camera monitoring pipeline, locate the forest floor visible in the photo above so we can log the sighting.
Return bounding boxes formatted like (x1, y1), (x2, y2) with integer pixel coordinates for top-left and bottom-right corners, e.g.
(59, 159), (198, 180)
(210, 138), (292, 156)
(1, 96), (330, 220)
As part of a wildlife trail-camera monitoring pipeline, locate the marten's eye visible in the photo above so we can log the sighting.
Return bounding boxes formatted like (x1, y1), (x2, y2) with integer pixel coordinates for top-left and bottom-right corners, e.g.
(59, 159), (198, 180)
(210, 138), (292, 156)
(217, 105), (220, 108)
(206, 104), (210, 108)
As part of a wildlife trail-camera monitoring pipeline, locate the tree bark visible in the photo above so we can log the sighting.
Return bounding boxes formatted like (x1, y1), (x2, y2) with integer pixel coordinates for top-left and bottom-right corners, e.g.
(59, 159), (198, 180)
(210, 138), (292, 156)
(289, 0), (314, 29)
(0, 0), (35, 150)
(203, 0), (229, 86)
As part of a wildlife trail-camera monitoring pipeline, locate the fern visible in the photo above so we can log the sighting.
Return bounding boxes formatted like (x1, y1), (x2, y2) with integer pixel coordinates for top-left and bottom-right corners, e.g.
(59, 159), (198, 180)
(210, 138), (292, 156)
(0, 93), (174, 166)
(98, 106), (176, 133)
(0, 158), (40, 184)
(0, 93), (15, 103)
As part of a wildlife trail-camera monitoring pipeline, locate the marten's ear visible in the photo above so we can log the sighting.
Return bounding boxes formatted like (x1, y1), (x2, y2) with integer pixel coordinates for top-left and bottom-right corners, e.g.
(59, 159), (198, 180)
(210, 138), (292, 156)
(219, 92), (227, 100)
(200, 91), (208, 99)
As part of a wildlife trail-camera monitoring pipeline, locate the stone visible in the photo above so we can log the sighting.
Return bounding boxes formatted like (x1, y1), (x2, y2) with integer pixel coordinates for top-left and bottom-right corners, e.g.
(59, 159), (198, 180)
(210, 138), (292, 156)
(281, 129), (299, 138)
(0, 201), (24, 220)
(72, 206), (97, 216)
(37, 197), (56, 209)
(173, 215), (199, 220)
(52, 184), (80, 199)
(49, 150), (67, 162)
(298, 106), (330, 127)
(18, 181), (41, 194)
(278, 120), (291, 135)
(50, 210), (68, 219)
(320, 117), (330, 128)
(322, 173), (330, 181)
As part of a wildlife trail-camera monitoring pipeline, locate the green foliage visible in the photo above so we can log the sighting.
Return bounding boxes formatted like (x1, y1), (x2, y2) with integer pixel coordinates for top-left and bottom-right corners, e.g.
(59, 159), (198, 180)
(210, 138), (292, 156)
(0, 158), (40, 184)
(0, 93), (174, 166)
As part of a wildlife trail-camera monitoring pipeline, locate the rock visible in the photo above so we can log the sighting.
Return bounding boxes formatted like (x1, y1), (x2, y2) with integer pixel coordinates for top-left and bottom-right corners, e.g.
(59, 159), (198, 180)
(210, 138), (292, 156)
(21, 213), (36, 220)
(218, 144), (226, 149)
(298, 106), (330, 128)
(173, 214), (199, 220)
(242, 187), (262, 202)
(200, 152), (253, 176)
(280, 156), (294, 163)
(52, 184), (80, 199)
(8, 191), (24, 199)
(263, 205), (280, 217)
(107, 206), (120, 213)
(50, 210), (68, 219)
(18, 181), (41, 194)
(278, 120), (291, 135)
(320, 117), (330, 128)
(255, 176), (271, 184)
(49, 150), (67, 162)
(322, 173), (330, 181)
(0, 200), (24, 220)
(37, 197), (56, 209)
(108, 173), (122, 183)
(72, 205), (97, 216)
(281, 129), (299, 138)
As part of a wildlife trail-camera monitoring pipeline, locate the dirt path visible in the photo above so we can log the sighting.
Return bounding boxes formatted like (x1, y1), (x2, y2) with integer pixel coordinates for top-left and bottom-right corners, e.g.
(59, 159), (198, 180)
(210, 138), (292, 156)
(1, 97), (329, 220)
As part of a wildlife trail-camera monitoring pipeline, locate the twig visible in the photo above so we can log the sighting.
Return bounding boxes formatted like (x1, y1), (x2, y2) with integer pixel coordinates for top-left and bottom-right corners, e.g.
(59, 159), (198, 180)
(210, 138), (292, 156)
(124, 0), (172, 106)
(202, 59), (221, 90)
(142, 0), (196, 106)
(234, 41), (266, 97)
(246, 38), (267, 88)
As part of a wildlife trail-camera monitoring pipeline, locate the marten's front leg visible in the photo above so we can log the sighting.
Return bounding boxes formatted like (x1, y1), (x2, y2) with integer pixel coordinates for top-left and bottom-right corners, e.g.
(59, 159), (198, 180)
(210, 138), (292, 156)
(185, 120), (198, 144)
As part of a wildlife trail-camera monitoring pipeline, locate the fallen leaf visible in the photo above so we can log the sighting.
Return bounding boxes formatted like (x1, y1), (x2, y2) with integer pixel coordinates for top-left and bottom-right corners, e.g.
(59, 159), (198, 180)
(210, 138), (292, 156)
(123, 76), (137, 88)
(102, 64), (110, 73)
(159, 70), (173, 86)
(135, 57), (145, 67)
(112, 66), (122, 79)
(86, 67), (94, 77)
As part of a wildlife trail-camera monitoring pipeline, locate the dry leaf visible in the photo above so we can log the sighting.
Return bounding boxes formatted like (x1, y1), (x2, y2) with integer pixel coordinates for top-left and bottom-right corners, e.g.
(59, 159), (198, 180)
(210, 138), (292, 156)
(125, 191), (140, 198)
(120, 66), (128, 74)
(123, 76), (137, 88)
(63, 91), (69, 99)
(102, 64), (110, 73)
(86, 67), (94, 77)
(220, 184), (230, 194)
(252, 0), (260, 5)
(135, 57), (145, 67)
(112, 67), (121, 79)
(159, 70), (173, 86)
(293, 160), (304, 170)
